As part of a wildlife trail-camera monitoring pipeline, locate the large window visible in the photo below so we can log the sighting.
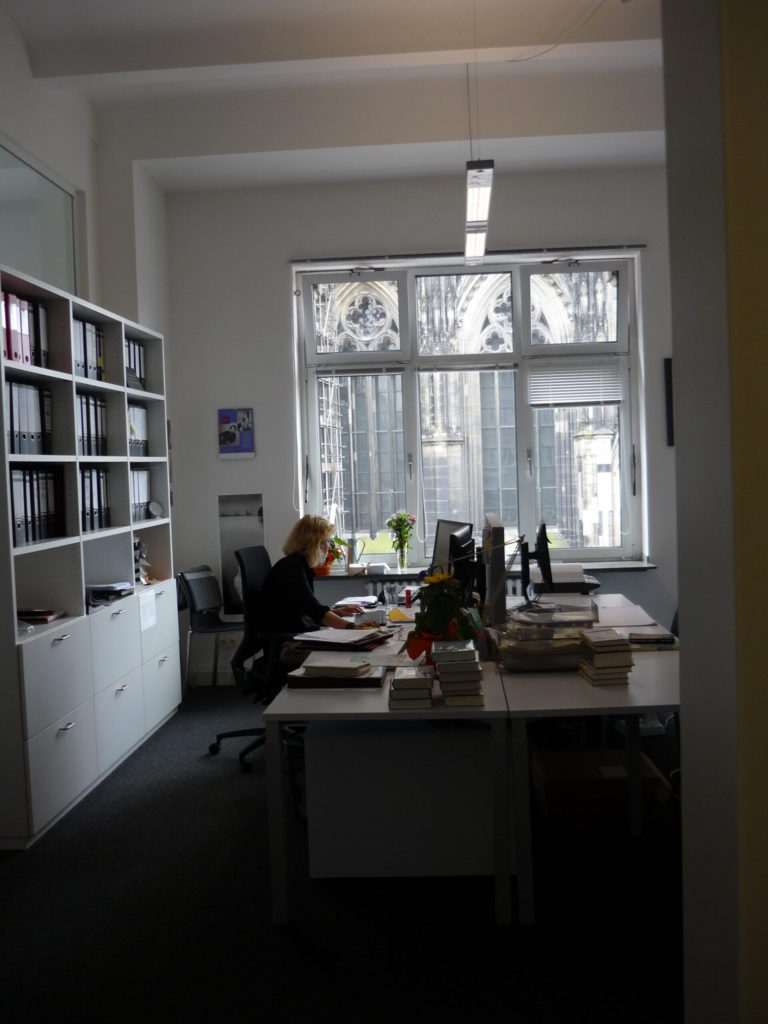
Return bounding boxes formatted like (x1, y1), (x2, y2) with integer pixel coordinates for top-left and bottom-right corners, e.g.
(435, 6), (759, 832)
(298, 255), (639, 564)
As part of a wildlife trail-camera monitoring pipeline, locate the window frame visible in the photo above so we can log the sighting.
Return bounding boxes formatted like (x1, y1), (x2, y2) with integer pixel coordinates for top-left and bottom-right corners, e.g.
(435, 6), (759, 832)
(295, 252), (643, 564)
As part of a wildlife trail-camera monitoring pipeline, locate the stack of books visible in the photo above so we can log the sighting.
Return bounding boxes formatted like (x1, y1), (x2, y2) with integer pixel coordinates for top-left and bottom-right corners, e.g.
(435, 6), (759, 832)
(431, 639), (485, 707)
(287, 651), (386, 688)
(578, 627), (634, 685)
(388, 665), (434, 709)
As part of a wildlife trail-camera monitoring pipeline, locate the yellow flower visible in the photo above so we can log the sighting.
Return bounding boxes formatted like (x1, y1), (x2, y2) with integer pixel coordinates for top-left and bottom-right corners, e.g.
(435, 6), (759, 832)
(422, 572), (453, 585)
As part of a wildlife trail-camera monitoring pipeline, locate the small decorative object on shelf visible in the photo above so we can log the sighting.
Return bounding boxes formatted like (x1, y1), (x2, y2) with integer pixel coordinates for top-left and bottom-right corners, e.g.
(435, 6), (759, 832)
(401, 571), (477, 663)
(386, 510), (416, 570)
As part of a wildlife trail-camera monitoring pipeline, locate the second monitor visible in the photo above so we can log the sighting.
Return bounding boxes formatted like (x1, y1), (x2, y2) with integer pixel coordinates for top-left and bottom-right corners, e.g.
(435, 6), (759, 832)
(431, 518), (473, 574)
(431, 518), (475, 606)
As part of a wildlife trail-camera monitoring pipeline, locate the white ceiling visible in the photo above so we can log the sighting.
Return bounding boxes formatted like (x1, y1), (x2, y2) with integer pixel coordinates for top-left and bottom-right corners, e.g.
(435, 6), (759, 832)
(0, 0), (665, 189)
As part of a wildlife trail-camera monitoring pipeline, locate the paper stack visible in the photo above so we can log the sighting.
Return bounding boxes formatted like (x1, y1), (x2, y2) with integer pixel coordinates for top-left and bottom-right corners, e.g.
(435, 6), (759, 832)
(388, 664), (435, 709)
(431, 639), (485, 707)
(578, 627), (634, 685)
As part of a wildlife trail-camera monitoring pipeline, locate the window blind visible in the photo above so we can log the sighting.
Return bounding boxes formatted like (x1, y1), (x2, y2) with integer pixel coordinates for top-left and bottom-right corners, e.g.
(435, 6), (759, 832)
(528, 361), (624, 406)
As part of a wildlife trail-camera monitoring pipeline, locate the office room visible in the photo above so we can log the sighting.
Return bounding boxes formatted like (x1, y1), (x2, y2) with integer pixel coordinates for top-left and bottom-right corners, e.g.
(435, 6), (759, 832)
(0, 2), (764, 1022)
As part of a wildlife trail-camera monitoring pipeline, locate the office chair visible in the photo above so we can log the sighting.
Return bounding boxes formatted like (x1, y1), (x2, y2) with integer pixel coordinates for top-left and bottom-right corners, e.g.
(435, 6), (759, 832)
(176, 565), (243, 688)
(208, 544), (297, 772)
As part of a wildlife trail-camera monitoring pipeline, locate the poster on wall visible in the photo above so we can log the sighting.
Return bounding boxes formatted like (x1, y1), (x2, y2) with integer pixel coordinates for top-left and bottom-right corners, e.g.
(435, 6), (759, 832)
(218, 493), (264, 614)
(218, 407), (255, 457)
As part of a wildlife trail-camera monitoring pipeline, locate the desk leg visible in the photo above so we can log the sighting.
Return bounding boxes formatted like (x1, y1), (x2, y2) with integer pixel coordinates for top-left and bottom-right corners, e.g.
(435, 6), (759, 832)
(265, 719), (289, 924)
(491, 719), (511, 925)
(511, 718), (535, 925)
(625, 714), (642, 837)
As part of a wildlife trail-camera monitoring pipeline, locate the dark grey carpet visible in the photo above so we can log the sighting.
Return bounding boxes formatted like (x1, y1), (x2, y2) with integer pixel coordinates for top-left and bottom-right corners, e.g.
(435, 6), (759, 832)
(0, 687), (682, 1023)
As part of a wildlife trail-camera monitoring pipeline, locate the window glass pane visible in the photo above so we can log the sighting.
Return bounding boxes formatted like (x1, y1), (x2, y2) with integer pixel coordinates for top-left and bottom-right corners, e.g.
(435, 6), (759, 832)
(530, 270), (618, 345)
(317, 374), (405, 546)
(416, 273), (513, 355)
(0, 144), (75, 292)
(534, 405), (621, 548)
(419, 369), (518, 551)
(311, 281), (400, 354)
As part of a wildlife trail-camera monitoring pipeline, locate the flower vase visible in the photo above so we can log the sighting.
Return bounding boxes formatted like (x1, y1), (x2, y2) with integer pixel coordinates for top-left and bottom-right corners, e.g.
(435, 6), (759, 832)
(397, 547), (407, 571)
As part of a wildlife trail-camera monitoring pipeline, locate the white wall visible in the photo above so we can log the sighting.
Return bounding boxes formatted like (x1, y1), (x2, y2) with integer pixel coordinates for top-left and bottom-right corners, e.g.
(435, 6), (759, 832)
(164, 166), (677, 626)
(0, 9), (98, 298)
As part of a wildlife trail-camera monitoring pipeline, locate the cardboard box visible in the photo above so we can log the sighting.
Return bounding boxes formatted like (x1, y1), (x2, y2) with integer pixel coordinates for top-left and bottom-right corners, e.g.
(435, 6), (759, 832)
(531, 748), (672, 829)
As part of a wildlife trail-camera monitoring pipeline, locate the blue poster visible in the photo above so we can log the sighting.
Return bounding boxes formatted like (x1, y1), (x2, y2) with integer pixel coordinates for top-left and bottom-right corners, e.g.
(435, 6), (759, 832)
(218, 407), (255, 456)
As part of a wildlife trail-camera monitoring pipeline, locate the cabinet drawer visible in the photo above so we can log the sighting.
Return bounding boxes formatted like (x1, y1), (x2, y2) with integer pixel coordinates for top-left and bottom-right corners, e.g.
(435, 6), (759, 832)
(26, 699), (98, 833)
(90, 595), (141, 692)
(139, 582), (179, 661)
(94, 667), (145, 773)
(143, 641), (181, 731)
(19, 618), (94, 738)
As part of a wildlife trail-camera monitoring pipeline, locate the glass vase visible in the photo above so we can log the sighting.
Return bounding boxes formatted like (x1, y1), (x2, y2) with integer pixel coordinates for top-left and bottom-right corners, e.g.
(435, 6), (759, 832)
(397, 547), (407, 571)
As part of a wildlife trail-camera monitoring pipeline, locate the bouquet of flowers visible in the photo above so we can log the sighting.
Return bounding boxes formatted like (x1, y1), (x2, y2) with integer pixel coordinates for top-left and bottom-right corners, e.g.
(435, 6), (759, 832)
(386, 511), (416, 561)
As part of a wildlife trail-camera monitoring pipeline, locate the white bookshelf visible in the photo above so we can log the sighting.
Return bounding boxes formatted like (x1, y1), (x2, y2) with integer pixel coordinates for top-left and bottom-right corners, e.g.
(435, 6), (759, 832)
(0, 266), (180, 846)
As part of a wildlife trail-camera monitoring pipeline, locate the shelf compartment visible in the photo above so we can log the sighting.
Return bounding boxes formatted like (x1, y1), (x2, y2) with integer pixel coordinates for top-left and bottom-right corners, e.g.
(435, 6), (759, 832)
(13, 540), (85, 619)
(4, 375), (76, 457)
(133, 521), (172, 584)
(10, 461), (80, 546)
(0, 269), (74, 375)
(124, 322), (164, 396)
(83, 530), (135, 591)
(129, 460), (169, 523)
(75, 386), (127, 458)
(70, 301), (124, 388)
(126, 397), (167, 459)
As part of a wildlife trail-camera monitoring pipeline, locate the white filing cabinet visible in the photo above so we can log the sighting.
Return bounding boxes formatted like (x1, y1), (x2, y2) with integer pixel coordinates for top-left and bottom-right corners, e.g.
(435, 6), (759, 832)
(0, 264), (180, 846)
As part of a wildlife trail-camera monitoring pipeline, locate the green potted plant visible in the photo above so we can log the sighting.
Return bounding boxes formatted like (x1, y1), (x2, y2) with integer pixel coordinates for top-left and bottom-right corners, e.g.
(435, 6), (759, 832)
(315, 535), (349, 576)
(402, 571), (477, 662)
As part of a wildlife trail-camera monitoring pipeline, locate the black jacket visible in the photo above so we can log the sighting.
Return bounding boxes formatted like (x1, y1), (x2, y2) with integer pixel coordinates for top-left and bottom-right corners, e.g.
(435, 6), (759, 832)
(260, 552), (329, 634)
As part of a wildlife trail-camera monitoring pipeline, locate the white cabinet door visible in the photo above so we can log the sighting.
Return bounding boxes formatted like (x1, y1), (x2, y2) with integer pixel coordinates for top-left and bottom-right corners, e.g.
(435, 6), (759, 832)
(19, 618), (94, 739)
(143, 641), (181, 731)
(26, 699), (98, 833)
(90, 596), (142, 693)
(94, 667), (146, 773)
(139, 583), (179, 661)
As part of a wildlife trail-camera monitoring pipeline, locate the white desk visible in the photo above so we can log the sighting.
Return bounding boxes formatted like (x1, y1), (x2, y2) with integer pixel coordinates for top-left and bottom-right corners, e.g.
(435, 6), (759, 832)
(263, 656), (513, 924)
(263, 618), (680, 927)
(501, 650), (680, 923)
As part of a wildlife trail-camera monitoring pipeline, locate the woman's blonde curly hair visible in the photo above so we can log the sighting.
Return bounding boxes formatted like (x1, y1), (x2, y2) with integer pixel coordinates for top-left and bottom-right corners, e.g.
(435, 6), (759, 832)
(282, 514), (334, 567)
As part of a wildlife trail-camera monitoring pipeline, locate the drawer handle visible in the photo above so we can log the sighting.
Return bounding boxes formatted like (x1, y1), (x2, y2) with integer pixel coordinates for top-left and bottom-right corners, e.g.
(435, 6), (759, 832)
(159, 656), (169, 664)
(116, 684), (129, 693)
(111, 609), (124, 617)
(156, 590), (166, 597)
(57, 722), (75, 732)
(52, 634), (71, 644)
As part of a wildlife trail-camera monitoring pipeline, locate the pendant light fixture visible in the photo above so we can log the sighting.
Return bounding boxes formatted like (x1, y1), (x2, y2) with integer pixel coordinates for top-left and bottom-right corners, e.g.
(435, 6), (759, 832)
(464, 2), (493, 265)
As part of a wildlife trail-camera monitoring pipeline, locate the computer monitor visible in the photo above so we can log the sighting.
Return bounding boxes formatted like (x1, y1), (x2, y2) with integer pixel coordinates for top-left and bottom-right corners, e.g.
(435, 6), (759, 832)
(431, 518), (473, 574)
(448, 523), (475, 606)
(482, 514), (506, 626)
(519, 522), (553, 605)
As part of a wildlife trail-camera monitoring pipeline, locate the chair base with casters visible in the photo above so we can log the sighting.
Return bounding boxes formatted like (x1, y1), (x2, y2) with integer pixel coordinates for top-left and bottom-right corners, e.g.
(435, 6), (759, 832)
(207, 637), (286, 772)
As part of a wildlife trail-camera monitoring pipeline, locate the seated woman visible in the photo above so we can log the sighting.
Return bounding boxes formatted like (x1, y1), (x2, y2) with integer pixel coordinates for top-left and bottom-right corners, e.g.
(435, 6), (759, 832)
(261, 514), (373, 634)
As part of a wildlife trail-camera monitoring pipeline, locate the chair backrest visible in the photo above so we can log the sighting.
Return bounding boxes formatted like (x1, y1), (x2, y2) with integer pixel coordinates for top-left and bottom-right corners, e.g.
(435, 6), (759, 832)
(177, 566), (224, 627)
(234, 546), (272, 632)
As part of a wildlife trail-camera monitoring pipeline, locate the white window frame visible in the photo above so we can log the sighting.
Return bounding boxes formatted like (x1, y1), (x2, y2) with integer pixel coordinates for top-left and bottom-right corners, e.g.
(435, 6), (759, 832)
(294, 251), (643, 564)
